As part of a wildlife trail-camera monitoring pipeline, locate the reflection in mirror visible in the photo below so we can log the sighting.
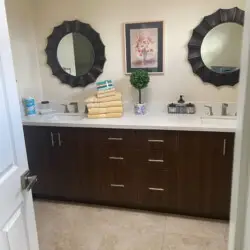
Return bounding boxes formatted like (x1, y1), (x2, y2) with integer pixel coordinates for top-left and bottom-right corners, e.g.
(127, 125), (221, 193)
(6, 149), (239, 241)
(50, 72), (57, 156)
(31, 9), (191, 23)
(57, 33), (95, 76)
(201, 23), (243, 73)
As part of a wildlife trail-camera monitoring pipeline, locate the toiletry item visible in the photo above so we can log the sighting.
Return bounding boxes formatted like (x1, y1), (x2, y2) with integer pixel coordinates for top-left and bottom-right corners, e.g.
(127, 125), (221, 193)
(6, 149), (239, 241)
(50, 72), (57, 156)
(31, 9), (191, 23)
(168, 103), (177, 114)
(178, 95), (185, 104)
(177, 95), (186, 114)
(40, 101), (50, 110)
(186, 103), (196, 114)
(23, 97), (36, 116)
(38, 101), (54, 115)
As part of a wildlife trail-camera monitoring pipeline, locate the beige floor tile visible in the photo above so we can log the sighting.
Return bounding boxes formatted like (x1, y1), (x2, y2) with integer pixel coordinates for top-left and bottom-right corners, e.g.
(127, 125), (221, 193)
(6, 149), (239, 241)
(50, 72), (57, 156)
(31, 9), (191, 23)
(201, 220), (228, 240)
(163, 234), (207, 250)
(35, 201), (165, 250)
(163, 234), (228, 250)
(165, 216), (228, 240)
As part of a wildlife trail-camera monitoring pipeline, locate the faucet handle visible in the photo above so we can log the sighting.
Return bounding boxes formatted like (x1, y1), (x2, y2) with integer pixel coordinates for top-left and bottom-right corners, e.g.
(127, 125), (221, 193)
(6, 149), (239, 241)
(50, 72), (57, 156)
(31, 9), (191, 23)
(61, 104), (69, 113)
(204, 105), (213, 116)
(69, 102), (79, 113)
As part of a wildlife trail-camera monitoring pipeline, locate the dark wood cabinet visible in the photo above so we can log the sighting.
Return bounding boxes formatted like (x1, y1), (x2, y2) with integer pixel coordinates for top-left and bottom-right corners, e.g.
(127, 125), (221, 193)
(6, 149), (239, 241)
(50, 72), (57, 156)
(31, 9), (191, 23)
(23, 126), (234, 219)
(200, 132), (234, 219)
(177, 131), (203, 216)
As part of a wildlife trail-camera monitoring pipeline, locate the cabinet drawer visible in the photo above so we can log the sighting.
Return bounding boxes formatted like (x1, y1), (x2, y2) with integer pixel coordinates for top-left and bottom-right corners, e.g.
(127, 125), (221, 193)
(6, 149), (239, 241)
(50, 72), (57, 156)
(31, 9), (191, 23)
(101, 166), (137, 205)
(132, 150), (170, 170)
(97, 129), (134, 148)
(134, 130), (178, 150)
(138, 169), (168, 208)
(137, 168), (177, 210)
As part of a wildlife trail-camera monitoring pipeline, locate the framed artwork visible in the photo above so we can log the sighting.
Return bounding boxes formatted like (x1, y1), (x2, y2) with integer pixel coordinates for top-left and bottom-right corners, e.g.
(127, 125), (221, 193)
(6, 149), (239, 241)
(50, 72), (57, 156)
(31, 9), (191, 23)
(124, 21), (164, 74)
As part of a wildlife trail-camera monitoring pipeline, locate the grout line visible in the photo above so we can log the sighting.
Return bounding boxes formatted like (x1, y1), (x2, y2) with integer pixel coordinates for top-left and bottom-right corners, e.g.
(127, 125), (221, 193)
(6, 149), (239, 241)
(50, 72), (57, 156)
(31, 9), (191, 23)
(160, 216), (168, 250)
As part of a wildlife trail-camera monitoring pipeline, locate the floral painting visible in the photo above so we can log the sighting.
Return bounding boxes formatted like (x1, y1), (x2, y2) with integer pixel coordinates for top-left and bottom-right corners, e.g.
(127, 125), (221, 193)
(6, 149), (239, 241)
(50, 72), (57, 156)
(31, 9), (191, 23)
(130, 28), (158, 68)
(124, 21), (163, 74)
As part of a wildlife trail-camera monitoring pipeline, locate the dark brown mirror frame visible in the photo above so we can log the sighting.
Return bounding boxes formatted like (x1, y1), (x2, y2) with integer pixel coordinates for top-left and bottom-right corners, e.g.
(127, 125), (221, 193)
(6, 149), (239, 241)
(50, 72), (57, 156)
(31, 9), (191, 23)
(45, 20), (106, 88)
(188, 7), (244, 87)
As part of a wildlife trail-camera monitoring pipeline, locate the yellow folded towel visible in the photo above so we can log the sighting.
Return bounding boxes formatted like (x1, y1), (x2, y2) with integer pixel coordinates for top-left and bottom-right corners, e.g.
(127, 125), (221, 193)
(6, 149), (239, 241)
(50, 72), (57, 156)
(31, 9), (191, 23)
(97, 89), (116, 98)
(97, 88), (115, 94)
(85, 92), (122, 103)
(88, 107), (123, 115)
(88, 113), (123, 119)
(87, 101), (122, 108)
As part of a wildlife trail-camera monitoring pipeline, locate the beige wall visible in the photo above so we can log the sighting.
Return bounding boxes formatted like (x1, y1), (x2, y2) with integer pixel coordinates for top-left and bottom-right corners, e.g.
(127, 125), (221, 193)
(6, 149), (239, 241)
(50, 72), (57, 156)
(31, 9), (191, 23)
(33, 0), (245, 104)
(6, 0), (42, 101)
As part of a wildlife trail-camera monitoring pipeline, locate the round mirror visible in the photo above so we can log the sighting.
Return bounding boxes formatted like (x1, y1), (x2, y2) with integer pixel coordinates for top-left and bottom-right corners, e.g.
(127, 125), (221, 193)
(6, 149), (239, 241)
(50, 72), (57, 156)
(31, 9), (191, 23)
(201, 23), (243, 74)
(57, 33), (95, 76)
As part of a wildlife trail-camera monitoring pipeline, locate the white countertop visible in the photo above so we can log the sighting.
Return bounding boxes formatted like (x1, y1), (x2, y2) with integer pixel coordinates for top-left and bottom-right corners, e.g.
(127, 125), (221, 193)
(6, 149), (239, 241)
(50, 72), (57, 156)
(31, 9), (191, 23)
(22, 112), (236, 133)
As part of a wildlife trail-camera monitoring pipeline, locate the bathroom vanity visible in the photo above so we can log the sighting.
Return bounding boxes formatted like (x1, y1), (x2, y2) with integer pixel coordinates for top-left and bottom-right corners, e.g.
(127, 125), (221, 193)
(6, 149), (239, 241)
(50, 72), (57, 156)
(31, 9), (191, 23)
(23, 115), (235, 220)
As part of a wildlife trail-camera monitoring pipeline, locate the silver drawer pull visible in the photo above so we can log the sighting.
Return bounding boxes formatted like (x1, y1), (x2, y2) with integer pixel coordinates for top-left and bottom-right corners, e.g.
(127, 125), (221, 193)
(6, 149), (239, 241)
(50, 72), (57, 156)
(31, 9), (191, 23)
(148, 139), (164, 143)
(148, 159), (164, 163)
(109, 156), (124, 160)
(50, 132), (55, 147)
(110, 184), (125, 188)
(108, 137), (123, 141)
(148, 187), (165, 191)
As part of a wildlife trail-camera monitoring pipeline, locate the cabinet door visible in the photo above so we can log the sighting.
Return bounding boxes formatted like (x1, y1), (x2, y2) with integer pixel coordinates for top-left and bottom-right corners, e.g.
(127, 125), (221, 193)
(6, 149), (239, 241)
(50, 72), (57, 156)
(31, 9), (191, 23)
(50, 127), (89, 200)
(176, 131), (202, 216)
(23, 126), (54, 196)
(200, 132), (234, 219)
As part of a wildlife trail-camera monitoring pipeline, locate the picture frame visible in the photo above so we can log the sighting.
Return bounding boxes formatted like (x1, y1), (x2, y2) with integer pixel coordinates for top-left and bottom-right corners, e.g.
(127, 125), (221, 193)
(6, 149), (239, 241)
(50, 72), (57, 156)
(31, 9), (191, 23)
(124, 21), (164, 74)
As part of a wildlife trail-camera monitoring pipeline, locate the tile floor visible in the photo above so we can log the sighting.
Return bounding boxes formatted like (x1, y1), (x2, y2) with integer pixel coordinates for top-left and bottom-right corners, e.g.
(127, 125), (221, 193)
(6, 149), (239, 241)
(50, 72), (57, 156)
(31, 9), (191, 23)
(34, 200), (229, 250)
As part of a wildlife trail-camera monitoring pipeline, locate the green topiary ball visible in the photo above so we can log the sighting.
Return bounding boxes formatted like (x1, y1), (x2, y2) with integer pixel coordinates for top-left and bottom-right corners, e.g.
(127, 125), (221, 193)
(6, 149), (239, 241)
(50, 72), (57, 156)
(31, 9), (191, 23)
(130, 70), (150, 90)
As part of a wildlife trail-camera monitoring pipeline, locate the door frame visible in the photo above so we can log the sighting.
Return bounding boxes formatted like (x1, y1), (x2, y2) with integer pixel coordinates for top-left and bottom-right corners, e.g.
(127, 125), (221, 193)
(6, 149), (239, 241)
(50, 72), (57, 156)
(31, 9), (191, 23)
(228, 0), (250, 248)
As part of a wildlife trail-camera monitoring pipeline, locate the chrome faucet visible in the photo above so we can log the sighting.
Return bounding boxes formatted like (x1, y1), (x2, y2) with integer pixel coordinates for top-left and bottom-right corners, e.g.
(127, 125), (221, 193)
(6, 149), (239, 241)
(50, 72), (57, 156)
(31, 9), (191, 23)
(61, 104), (69, 113)
(221, 103), (228, 116)
(204, 105), (213, 116)
(69, 102), (79, 113)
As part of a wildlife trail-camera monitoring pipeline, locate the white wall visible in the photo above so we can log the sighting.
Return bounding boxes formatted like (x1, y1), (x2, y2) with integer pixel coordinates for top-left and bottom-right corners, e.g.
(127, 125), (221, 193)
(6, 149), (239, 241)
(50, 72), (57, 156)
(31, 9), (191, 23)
(33, 0), (245, 104)
(5, 0), (42, 101)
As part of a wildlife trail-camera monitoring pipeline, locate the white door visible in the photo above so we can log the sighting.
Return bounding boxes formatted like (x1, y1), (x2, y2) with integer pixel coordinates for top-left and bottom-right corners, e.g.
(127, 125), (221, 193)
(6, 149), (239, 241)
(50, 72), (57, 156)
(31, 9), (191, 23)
(0, 0), (39, 249)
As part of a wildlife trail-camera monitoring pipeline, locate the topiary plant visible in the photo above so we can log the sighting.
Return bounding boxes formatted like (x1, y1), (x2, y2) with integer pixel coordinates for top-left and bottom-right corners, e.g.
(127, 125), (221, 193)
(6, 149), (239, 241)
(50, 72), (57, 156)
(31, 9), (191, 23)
(130, 70), (150, 104)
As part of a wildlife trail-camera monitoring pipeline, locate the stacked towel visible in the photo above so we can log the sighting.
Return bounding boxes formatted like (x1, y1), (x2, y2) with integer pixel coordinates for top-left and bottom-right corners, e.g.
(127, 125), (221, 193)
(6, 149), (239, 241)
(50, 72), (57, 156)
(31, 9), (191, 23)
(85, 80), (123, 119)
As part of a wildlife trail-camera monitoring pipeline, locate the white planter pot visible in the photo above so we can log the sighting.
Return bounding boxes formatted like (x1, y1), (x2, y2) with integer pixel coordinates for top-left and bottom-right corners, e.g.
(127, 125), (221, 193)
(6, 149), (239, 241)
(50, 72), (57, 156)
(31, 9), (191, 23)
(134, 103), (146, 115)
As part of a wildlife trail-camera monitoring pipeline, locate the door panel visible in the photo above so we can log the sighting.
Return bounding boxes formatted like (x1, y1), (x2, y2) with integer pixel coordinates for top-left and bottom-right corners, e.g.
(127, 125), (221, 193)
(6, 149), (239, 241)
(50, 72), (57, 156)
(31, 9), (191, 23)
(0, 208), (29, 250)
(0, 0), (39, 249)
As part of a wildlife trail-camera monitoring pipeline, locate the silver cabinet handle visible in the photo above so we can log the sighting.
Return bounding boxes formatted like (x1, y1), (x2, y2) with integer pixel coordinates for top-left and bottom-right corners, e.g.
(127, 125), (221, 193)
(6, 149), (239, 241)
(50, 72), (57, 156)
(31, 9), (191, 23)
(223, 139), (227, 156)
(58, 133), (62, 147)
(110, 184), (125, 188)
(148, 159), (164, 163)
(148, 139), (164, 143)
(108, 137), (123, 141)
(148, 187), (165, 191)
(109, 156), (124, 160)
(50, 132), (55, 147)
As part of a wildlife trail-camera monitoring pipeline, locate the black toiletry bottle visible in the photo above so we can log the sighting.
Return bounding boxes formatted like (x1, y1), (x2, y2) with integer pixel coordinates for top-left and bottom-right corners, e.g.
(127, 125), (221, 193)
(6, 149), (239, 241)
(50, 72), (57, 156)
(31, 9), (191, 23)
(186, 103), (196, 114)
(177, 95), (186, 114)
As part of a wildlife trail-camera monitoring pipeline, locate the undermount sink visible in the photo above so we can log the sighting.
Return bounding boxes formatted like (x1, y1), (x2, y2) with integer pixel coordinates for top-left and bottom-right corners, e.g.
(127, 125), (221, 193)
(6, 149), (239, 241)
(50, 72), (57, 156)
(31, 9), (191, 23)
(49, 113), (84, 121)
(201, 116), (237, 126)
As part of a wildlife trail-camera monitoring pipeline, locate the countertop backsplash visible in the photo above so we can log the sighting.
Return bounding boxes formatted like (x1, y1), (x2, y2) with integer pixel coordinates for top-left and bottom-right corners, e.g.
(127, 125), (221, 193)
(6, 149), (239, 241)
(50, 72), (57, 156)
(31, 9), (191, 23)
(34, 100), (237, 118)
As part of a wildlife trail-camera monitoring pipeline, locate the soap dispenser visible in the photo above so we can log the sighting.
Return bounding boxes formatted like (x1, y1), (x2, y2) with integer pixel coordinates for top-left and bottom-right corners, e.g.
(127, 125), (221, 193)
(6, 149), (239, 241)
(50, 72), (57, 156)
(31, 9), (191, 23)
(177, 95), (186, 114)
